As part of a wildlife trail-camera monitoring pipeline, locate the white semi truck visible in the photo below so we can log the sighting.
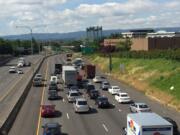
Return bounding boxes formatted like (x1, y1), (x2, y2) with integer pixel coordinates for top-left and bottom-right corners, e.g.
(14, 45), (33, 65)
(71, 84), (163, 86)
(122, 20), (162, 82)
(124, 113), (173, 135)
(62, 66), (77, 86)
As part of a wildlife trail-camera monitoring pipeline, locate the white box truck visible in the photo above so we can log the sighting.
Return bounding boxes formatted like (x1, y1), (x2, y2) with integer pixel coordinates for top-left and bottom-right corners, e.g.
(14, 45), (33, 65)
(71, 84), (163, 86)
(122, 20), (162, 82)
(62, 66), (77, 86)
(124, 113), (173, 135)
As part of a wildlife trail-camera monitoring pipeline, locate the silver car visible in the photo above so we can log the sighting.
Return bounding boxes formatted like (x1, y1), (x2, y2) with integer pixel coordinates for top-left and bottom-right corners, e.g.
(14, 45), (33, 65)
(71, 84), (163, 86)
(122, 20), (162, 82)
(130, 103), (151, 113)
(73, 98), (90, 113)
(67, 91), (80, 102)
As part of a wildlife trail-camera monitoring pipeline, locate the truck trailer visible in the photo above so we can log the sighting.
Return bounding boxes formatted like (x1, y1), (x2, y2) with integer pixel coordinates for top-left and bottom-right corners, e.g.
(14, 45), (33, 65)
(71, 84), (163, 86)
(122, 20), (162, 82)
(85, 64), (95, 79)
(62, 66), (77, 86)
(125, 113), (173, 135)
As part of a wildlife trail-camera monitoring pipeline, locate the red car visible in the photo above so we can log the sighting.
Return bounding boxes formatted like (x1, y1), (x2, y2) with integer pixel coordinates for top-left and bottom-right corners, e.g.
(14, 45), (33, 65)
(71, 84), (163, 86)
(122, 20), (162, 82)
(41, 105), (55, 117)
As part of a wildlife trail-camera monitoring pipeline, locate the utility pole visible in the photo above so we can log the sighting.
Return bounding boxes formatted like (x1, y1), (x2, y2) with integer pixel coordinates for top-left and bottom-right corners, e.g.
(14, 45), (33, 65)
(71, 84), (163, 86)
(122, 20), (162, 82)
(16, 25), (46, 55)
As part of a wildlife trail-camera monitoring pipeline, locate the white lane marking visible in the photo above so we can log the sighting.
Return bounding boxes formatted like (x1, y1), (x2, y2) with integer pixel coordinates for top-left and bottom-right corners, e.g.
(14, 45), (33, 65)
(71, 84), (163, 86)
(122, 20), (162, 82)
(118, 109), (122, 112)
(102, 124), (108, 132)
(63, 98), (65, 102)
(66, 113), (70, 119)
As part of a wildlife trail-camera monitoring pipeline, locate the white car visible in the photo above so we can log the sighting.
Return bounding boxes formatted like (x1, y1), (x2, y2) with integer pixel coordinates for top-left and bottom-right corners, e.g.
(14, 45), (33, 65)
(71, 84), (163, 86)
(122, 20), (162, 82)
(9, 66), (16, 73)
(108, 86), (121, 95)
(50, 76), (58, 84)
(35, 74), (43, 80)
(115, 92), (131, 103)
(67, 91), (80, 102)
(93, 76), (106, 83)
(73, 98), (90, 113)
(17, 69), (23, 74)
(130, 103), (151, 113)
(17, 62), (24, 67)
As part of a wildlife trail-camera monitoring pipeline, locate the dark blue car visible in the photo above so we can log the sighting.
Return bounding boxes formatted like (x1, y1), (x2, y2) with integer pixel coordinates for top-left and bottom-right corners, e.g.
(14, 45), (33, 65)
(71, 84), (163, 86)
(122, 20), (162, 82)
(42, 123), (61, 135)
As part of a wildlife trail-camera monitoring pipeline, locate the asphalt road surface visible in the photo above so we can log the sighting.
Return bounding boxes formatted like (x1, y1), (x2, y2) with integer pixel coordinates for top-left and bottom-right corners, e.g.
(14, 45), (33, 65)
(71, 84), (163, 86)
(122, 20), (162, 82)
(9, 54), (180, 135)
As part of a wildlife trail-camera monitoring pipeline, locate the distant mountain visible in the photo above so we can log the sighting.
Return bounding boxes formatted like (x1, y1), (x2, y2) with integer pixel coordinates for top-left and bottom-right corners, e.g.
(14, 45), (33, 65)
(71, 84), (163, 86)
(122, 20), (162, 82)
(2, 27), (180, 41)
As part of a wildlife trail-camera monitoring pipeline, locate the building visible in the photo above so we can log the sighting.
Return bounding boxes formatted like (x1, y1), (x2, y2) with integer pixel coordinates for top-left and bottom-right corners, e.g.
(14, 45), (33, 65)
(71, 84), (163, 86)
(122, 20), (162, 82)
(122, 29), (154, 38)
(104, 29), (180, 51)
(103, 39), (125, 46)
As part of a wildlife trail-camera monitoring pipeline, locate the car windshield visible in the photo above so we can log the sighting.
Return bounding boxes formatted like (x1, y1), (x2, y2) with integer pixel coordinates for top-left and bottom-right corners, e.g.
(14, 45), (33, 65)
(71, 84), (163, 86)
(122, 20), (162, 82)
(47, 127), (59, 134)
(139, 104), (148, 108)
(36, 74), (42, 78)
(70, 93), (79, 96)
(78, 101), (87, 105)
(99, 97), (108, 102)
(113, 87), (119, 89)
(34, 78), (41, 81)
(121, 94), (128, 97)
(103, 82), (109, 85)
(88, 85), (95, 89)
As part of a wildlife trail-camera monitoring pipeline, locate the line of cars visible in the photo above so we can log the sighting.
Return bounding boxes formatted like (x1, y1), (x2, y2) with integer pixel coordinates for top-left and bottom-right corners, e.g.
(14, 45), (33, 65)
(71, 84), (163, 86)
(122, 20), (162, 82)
(9, 57), (31, 74)
(92, 75), (179, 135)
(33, 73), (61, 135)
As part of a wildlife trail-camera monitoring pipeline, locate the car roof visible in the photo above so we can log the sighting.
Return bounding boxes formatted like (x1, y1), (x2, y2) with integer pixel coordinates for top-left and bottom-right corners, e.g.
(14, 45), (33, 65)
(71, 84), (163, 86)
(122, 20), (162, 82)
(45, 123), (59, 128)
(134, 102), (147, 105)
(69, 90), (78, 93)
(119, 92), (128, 95)
(98, 96), (108, 99)
(76, 98), (87, 101)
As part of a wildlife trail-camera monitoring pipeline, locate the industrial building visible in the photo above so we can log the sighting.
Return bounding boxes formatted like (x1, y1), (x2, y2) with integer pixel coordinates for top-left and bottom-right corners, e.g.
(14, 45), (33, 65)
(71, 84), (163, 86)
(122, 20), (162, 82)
(104, 29), (180, 51)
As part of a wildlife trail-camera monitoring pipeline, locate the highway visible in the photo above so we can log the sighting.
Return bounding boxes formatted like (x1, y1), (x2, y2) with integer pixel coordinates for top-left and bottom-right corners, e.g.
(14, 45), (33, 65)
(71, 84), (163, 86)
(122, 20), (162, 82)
(9, 54), (180, 135)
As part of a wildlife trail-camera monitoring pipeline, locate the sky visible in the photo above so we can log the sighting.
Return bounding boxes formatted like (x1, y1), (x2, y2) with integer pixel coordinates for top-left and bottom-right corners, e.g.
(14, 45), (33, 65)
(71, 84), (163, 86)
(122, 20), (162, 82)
(0, 0), (180, 36)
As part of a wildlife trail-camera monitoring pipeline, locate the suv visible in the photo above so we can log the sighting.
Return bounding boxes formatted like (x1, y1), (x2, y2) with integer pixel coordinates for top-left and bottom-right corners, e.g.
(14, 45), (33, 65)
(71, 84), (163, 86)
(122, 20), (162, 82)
(33, 77), (43, 87)
(101, 81), (110, 90)
(73, 98), (90, 113)
(88, 90), (99, 99)
(95, 96), (110, 108)
(48, 82), (58, 91)
(48, 90), (59, 100)
(42, 123), (61, 135)
(86, 84), (95, 94)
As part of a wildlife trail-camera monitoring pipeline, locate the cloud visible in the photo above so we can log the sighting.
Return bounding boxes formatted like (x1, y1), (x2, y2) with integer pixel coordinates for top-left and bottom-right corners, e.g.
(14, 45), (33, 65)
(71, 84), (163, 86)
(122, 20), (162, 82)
(1, 0), (180, 36)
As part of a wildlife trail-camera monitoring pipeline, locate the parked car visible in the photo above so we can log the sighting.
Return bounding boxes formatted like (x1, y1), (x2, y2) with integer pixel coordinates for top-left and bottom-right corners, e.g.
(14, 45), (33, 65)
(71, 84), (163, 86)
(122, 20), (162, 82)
(115, 92), (131, 103)
(101, 81), (110, 90)
(9, 66), (16, 73)
(42, 123), (61, 135)
(93, 76), (106, 83)
(95, 96), (110, 108)
(73, 98), (90, 113)
(163, 117), (179, 135)
(88, 90), (99, 99)
(17, 69), (23, 74)
(108, 86), (121, 95)
(41, 104), (56, 117)
(67, 90), (80, 102)
(48, 90), (59, 100)
(130, 102), (151, 113)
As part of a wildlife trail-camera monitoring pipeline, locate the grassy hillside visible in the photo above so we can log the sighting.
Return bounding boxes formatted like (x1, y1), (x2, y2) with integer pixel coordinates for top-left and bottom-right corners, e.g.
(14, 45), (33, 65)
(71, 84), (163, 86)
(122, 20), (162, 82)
(86, 54), (180, 110)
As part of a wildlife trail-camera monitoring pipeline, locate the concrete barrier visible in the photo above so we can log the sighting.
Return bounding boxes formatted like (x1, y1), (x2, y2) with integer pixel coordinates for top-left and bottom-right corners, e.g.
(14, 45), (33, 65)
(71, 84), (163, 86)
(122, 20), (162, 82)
(0, 55), (47, 135)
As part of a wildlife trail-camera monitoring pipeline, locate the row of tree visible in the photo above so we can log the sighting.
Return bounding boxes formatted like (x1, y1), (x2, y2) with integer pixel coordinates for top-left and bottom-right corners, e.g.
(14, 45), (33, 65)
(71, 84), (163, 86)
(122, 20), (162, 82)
(0, 38), (41, 55)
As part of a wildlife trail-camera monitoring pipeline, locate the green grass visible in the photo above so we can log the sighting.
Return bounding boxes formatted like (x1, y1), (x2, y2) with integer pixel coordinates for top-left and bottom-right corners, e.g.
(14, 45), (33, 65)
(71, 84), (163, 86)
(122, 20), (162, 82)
(87, 54), (180, 101)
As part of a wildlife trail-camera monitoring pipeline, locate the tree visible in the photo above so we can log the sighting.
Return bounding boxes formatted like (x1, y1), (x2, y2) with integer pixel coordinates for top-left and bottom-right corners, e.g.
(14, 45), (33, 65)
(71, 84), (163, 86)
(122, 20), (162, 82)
(116, 38), (132, 51)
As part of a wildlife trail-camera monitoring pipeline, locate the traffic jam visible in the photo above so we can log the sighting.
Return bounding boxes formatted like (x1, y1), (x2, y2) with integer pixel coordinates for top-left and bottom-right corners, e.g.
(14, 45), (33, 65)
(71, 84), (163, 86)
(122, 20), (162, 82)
(33, 53), (178, 135)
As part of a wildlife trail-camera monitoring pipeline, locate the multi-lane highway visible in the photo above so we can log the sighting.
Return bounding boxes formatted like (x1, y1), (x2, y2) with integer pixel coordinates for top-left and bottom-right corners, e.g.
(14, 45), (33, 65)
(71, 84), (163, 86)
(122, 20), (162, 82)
(0, 55), (43, 129)
(9, 54), (180, 135)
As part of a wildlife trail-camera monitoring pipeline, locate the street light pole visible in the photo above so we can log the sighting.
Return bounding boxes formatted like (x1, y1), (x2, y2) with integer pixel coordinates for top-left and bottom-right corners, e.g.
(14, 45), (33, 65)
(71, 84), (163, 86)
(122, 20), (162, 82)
(16, 25), (46, 55)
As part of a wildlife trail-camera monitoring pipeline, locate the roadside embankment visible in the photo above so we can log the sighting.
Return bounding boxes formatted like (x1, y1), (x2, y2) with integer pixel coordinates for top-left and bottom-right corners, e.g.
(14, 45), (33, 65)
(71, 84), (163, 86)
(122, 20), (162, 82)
(84, 53), (180, 111)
